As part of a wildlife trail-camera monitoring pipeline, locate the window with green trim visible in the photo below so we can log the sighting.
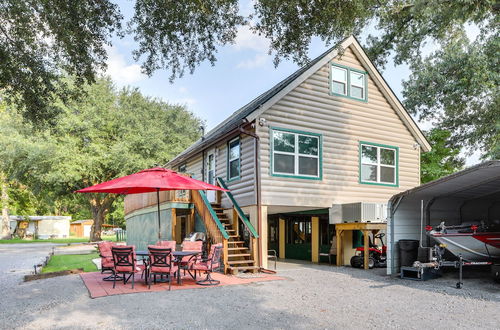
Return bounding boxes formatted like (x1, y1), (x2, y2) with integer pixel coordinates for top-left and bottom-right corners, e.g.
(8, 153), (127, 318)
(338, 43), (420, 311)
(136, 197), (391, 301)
(227, 137), (240, 180)
(331, 64), (367, 101)
(360, 142), (398, 185)
(271, 129), (321, 178)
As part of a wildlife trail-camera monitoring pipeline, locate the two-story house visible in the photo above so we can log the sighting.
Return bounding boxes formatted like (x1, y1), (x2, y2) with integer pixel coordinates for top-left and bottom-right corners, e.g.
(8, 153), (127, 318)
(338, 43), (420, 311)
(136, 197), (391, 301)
(124, 36), (430, 272)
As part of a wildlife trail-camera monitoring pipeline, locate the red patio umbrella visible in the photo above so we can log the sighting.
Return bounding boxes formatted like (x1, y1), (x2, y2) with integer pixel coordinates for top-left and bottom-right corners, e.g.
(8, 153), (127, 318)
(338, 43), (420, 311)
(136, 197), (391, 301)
(76, 167), (228, 239)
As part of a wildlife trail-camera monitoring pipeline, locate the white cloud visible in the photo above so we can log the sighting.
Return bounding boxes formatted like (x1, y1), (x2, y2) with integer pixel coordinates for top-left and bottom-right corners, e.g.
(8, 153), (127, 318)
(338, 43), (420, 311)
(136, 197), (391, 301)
(105, 46), (146, 84)
(178, 86), (188, 94)
(233, 25), (269, 52)
(236, 53), (269, 69)
(233, 24), (271, 69)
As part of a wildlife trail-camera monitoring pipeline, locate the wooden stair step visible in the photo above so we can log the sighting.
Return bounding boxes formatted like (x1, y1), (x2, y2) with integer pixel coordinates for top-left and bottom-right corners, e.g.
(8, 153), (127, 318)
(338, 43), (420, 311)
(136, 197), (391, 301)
(228, 247), (248, 251)
(227, 260), (255, 265)
(229, 235), (239, 238)
(225, 229), (236, 232)
(228, 266), (259, 271)
(227, 253), (251, 258)
(228, 241), (245, 244)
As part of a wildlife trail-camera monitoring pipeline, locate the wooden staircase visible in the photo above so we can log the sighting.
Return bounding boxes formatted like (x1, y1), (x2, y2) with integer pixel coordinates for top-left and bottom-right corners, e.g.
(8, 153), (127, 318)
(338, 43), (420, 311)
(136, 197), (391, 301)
(211, 202), (259, 274)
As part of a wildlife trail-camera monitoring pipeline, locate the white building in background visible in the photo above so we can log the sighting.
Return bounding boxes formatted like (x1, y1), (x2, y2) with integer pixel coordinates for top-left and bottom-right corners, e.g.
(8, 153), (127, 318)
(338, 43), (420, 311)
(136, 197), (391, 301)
(10, 216), (71, 239)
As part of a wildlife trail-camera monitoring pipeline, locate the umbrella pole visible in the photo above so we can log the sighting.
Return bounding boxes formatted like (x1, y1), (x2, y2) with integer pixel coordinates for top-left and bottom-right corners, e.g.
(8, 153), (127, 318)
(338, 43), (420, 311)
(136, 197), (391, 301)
(157, 188), (161, 240)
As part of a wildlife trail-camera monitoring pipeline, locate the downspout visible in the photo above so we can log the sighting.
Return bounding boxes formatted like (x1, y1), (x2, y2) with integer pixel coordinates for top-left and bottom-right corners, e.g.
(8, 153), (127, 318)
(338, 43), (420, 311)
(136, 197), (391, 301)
(239, 125), (262, 269)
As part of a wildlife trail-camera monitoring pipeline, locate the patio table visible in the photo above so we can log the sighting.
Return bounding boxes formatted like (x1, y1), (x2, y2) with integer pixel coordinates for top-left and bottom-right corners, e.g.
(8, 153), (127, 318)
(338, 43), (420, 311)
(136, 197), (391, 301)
(136, 250), (200, 285)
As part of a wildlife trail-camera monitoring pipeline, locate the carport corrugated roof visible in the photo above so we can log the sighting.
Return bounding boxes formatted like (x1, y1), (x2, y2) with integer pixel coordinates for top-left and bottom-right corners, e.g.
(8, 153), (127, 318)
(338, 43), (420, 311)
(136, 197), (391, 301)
(390, 160), (500, 202)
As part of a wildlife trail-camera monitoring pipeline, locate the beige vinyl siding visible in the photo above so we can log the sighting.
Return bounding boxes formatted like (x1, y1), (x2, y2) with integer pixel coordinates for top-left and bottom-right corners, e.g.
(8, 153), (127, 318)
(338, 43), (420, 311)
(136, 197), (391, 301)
(171, 135), (256, 209)
(215, 135), (256, 208)
(185, 154), (203, 181)
(258, 46), (420, 208)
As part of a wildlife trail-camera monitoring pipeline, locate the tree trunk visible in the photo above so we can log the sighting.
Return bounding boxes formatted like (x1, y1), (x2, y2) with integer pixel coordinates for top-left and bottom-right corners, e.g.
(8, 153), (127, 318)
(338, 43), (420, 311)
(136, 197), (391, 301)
(1, 172), (11, 239)
(89, 194), (114, 242)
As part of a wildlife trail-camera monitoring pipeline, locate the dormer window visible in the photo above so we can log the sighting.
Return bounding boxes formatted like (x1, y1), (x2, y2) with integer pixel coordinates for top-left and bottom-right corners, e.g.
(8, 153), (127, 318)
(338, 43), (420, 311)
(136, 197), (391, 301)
(330, 64), (367, 101)
(350, 71), (365, 99)
(331, 66), (347, 95)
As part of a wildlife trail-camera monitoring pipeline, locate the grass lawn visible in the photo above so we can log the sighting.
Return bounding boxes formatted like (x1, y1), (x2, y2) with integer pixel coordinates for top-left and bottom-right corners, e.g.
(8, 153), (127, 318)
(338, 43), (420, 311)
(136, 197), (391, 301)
(42, 252), (100, 273)
(0, 235), (118, 244)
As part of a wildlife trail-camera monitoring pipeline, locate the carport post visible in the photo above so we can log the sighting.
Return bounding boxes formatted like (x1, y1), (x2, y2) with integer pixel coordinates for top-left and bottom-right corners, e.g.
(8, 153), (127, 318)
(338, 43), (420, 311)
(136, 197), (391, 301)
(363, 230), (370, 270)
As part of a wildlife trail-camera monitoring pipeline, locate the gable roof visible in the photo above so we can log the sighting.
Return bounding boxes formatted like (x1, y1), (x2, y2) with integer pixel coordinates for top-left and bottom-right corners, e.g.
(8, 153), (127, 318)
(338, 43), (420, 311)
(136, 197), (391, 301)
(168, 36), (430, 166)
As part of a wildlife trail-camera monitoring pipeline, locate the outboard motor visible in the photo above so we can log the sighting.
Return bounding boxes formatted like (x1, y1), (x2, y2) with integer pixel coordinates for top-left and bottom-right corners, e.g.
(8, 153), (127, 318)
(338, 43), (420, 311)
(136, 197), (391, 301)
(184, 232), (206, 242)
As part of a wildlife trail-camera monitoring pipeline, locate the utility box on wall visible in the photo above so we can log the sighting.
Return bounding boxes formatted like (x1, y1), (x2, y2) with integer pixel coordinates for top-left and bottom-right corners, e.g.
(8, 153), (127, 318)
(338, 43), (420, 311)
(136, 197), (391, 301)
(329, 202), (388, 224)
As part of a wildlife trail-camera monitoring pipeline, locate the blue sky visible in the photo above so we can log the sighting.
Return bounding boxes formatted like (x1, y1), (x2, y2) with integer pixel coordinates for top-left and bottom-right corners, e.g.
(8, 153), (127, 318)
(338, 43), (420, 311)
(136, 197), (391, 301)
(106, 1), (479, 164)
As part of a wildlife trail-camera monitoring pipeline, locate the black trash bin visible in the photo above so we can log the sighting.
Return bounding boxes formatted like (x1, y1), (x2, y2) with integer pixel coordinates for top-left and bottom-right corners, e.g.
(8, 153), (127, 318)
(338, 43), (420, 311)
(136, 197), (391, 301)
(399, 239), (419, 267)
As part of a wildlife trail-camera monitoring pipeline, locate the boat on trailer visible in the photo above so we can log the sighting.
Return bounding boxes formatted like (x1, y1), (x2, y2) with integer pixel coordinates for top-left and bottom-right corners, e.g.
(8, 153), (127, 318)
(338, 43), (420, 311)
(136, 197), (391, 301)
(427, 222), (500, 262)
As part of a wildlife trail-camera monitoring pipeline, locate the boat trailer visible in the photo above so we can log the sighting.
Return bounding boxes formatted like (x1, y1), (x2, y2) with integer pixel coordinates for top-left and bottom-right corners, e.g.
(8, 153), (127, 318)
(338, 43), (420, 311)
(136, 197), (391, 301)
(401, 244), (492, 288)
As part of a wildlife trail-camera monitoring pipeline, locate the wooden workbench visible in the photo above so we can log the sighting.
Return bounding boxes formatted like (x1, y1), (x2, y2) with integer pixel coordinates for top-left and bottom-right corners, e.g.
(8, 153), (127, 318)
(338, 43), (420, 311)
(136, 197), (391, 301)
(335, 222), (387, 270)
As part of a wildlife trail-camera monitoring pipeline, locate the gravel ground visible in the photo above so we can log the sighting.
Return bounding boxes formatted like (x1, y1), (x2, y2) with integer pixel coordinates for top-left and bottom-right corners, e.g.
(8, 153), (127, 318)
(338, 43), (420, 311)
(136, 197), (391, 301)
(1, 246), (499, 329)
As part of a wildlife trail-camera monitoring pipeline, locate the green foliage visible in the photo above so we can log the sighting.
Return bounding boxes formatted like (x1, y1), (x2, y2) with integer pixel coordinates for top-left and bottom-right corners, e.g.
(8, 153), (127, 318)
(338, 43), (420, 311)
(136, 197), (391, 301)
(3, 1), (497, 158)
(420, 129), (465, 183)
(0, 78), (202, 236)
(41, 253), (99, 273)
(366, 1), (496, 68)
(253, 0), (377, 66)
(0, 0), (122, 122)
(130, 0), (244, 82)
(403, 31), (499, 156)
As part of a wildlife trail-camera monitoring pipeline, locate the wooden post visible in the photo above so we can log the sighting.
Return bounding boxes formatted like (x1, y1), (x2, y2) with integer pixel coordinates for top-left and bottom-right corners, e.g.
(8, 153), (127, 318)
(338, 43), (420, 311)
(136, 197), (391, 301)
(223, 238), (229, 274)
(232, 207), (239, 235)
(171, 208), (177, 242)
(251, 237), (258, 273)
(216, 189), (222, 205)
(336, 229), (343, 266)
(311, 216), (319, 263)
(363, 230), (370, 270)
(279, 217), (285, 259)
(187, 208), (195, 234)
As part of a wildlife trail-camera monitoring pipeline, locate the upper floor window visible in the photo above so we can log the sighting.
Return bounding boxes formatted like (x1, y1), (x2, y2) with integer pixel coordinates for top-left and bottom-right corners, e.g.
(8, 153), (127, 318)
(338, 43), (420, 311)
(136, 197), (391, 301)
(359, 142), (398, 186)
(178, 164), (187, 173)
(271, 128), (322, 180)
(227, 137), (240, 181)
(331, 64), (367, 101)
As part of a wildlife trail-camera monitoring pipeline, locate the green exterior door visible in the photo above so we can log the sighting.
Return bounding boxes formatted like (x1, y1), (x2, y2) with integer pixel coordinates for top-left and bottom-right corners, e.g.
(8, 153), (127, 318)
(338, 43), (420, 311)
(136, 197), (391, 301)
(285, 219), (312, 260)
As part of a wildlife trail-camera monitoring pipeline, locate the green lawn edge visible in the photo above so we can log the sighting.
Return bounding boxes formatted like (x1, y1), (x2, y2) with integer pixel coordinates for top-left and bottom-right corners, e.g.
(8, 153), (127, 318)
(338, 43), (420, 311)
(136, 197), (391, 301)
(42, 253), (100, 273)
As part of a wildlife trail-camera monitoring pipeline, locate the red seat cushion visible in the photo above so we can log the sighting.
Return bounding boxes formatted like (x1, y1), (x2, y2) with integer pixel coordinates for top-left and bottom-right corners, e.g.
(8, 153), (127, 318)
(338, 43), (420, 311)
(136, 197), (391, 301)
(156, 241), (176, 251)
(150, 265), (178, 274)
(101, 257), (114, 268)
(191, 262), (209, 271)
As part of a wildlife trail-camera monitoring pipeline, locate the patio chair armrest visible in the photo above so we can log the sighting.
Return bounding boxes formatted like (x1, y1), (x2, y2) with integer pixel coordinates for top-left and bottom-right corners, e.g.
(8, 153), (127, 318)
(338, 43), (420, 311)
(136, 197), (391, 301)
(186, 254), (201, 266)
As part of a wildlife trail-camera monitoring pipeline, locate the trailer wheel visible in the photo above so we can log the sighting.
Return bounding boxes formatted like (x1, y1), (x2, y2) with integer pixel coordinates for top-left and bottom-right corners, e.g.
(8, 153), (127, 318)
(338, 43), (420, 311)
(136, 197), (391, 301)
(492, 265), (500, 283)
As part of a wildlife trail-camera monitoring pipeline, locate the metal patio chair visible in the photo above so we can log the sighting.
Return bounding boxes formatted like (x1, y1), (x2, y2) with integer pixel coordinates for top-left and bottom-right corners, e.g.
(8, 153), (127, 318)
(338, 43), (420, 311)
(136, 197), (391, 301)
(147, 246), (177, 290)
(111, 246), (144, 289)
(191, 243), (223, 286)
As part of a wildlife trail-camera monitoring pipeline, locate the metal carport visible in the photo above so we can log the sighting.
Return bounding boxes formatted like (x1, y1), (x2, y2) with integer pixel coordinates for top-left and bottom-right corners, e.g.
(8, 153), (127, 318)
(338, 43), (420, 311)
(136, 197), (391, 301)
(387, 161), (500, 275)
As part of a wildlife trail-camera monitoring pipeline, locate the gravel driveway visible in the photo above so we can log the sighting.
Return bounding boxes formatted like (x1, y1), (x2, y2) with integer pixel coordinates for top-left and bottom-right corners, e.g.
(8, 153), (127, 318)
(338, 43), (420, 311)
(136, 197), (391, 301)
(0, 250), (499, 329)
